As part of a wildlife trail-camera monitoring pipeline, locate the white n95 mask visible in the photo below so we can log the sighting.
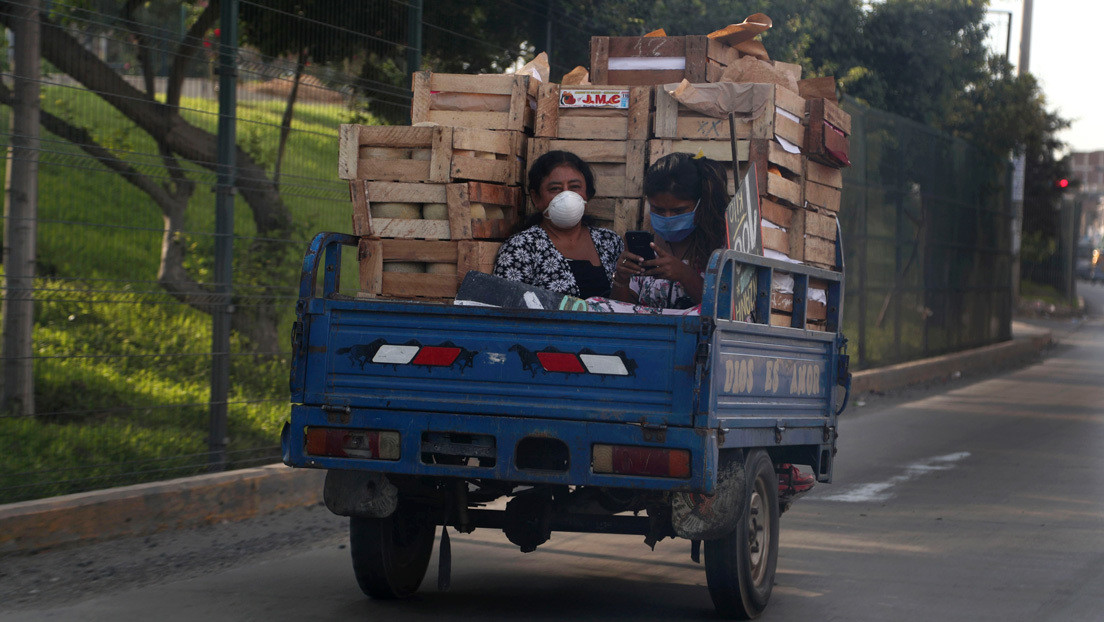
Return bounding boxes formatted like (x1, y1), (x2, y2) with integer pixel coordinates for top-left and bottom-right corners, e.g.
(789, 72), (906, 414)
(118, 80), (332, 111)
(544, 190), (586, 228)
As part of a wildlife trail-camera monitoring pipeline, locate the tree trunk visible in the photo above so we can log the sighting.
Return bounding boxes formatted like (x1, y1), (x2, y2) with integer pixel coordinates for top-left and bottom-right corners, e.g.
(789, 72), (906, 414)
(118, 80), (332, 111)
(1, 0), (40, 416)
(273, 48), (307, 191)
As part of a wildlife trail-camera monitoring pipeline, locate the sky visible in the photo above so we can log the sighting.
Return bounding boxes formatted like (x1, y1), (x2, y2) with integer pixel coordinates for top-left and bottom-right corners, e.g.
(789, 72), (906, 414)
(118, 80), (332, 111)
(986, 0), (1102, 154)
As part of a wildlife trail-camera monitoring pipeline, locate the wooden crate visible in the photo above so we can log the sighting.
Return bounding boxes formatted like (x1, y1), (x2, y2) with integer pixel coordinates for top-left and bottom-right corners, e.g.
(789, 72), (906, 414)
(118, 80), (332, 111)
(652, 83), (805, 147)
(411, 71), (538, 132)
(338, 124), (525, 186)
(527, 138), (646, 199)
(770, 278), (829, 321)
(590, 35), (737, 86)
(804, 98), (852, 168)
(647, 138), (802, 207)
(587, 198), (644, 236)
(789, 209), (839, 269)
(535, 83), (651, 141)
(357, 238), (500, 300)
(349, 180), (522, 241)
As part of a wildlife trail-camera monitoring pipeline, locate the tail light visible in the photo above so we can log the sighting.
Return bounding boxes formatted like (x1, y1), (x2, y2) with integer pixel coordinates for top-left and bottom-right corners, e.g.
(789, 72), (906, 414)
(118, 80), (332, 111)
(304, 427), (400, 460)
(592, 444), (691, 478)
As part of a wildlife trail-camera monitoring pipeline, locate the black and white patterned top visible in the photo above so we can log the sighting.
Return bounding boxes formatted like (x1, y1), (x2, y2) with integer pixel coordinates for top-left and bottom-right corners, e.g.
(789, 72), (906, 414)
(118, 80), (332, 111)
(493, 225), (624, 297)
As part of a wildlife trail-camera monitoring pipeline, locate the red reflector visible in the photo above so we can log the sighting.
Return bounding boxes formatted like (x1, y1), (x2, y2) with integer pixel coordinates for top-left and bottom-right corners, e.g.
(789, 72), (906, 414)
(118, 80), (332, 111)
(610, 446), (691, 478)
(536, 351), (586, 373)
(411, 346), (461, 366)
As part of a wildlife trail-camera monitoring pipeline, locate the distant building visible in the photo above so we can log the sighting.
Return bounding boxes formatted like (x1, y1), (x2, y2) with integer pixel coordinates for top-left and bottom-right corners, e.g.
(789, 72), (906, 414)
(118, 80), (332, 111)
(1071, 151), (1104, 244)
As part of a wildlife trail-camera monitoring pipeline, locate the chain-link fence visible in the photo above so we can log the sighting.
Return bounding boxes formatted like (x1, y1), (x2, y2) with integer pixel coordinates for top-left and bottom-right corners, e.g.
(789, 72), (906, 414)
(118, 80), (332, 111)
(1, 1), (1013, 504)
(840, 97), (1013, 370)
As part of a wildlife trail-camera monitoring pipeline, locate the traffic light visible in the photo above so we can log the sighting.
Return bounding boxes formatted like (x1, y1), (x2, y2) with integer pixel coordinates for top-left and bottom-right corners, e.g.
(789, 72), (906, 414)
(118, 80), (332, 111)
(1056, 178), (1070, 189)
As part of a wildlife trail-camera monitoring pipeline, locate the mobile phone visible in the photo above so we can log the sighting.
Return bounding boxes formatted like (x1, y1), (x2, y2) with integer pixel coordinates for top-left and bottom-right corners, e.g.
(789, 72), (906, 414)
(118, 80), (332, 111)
(625, 230), (655, 261)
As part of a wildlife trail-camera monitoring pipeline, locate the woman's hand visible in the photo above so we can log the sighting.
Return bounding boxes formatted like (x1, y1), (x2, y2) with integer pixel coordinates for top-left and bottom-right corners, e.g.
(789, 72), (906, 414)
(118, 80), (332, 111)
(615, 250), (644, 283)
(642, 243), (693, 282)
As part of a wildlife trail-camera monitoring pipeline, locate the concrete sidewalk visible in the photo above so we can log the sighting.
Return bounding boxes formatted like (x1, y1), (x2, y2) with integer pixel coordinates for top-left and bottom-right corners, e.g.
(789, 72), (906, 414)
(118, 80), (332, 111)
(0, 321), (1056, 556)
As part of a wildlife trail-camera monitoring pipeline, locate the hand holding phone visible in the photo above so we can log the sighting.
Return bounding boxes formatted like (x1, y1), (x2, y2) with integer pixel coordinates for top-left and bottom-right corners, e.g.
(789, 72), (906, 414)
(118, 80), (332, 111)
(625, 230), (655, 261)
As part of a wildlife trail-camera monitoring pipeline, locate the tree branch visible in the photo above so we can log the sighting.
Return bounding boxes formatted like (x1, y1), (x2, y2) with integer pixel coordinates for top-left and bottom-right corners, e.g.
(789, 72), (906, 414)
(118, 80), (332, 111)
(167, 0), (220, 108)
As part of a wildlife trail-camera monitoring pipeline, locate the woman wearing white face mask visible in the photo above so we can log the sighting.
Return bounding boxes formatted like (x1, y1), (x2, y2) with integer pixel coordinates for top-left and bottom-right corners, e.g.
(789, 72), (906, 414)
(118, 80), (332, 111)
(611, 152), (729, 309)
(493, 151), (624, 298)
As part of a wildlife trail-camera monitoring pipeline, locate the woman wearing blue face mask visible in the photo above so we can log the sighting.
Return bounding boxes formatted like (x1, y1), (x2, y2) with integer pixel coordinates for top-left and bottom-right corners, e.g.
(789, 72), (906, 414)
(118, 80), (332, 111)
(612, 152), (729, 309)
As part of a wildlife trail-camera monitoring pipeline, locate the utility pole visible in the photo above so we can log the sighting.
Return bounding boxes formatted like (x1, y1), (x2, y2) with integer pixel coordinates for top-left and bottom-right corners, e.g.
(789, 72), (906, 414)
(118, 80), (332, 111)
(2, 0), (41, 417)
(1010, 0), (1034, 302)
(406, 0), (422, 89)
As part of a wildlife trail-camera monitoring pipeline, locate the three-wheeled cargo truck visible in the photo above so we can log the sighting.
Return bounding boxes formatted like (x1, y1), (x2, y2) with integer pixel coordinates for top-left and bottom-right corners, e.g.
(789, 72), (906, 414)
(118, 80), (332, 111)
(282, 231), (849, 619)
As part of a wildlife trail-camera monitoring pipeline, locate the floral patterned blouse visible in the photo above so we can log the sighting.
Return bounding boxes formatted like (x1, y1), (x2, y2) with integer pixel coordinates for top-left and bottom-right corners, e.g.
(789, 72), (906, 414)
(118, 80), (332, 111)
(629, 262), (704, 310)
(493, 225), (624, 298)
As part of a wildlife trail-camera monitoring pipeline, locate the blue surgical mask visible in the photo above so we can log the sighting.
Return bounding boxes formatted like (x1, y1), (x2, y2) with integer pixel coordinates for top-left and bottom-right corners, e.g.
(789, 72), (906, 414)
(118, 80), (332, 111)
(649, 199), (699, 242)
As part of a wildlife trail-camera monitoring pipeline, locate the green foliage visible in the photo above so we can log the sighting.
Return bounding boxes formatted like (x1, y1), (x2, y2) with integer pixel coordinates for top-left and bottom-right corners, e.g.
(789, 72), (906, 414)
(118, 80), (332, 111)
(0, 86), (355, 503)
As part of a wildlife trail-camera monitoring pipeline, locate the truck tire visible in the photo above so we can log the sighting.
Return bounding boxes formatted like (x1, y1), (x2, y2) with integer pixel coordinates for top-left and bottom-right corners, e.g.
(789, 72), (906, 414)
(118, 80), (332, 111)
(349, 500), (435, 599)
(704, 449), (779, 619)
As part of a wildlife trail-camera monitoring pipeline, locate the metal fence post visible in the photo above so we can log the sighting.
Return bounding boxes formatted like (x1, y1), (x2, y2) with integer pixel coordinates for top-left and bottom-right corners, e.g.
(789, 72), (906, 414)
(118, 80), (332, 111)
(209, 0), (239, 471)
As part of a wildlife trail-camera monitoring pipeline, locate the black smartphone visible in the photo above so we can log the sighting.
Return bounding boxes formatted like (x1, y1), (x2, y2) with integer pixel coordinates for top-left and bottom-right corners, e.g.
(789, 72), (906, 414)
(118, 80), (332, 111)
(625, 230), (655, 261)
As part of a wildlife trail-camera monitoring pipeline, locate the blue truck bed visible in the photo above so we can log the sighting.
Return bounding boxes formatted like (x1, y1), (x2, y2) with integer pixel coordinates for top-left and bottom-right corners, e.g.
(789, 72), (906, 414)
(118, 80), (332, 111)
(283, 232), (849, 495)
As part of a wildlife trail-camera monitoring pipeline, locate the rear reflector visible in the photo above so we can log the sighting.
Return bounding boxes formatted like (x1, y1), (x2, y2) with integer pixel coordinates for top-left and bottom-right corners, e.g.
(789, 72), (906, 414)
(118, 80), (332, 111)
(304, 427), (400, 460)
(536, 351), (587, 373)
(592, 444), (691, 478)
(410, 346), (461, 366)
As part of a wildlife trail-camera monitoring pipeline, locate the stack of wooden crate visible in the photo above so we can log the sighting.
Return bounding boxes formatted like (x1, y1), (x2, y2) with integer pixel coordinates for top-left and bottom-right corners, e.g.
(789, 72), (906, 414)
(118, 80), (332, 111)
(587, 28), (850, 329)
(338, 72), (536, 301)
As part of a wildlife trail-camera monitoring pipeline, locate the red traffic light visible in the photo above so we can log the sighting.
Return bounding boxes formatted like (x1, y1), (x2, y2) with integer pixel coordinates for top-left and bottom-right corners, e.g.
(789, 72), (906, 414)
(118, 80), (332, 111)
(1057, 178), (1070, 189)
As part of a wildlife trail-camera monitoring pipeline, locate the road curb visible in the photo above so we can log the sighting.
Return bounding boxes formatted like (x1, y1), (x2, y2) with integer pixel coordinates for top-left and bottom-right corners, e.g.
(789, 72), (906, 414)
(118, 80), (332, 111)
(851, 324), (1054, 395)
(0, 325), (1055, 556)
(0, 464), (325, 556)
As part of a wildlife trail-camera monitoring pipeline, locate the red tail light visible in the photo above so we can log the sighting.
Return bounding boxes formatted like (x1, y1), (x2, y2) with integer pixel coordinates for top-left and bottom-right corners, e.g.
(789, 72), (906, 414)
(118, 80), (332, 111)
(592, 444), (691, 478)
(304, 427), (400, 460)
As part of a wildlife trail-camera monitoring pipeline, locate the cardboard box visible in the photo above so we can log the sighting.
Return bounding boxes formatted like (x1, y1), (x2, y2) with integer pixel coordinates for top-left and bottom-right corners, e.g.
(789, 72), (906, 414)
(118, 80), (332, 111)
(535, 84), (652, 141)
(338, 124), (525, 186)
(411, 72), (538, 132)
(349, 181), (522, 241)
(590, 35), (737, 85)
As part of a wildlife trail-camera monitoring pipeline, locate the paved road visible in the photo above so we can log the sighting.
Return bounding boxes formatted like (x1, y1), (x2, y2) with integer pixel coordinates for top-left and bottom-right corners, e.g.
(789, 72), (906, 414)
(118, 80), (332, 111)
(3, 289), (1102, 621)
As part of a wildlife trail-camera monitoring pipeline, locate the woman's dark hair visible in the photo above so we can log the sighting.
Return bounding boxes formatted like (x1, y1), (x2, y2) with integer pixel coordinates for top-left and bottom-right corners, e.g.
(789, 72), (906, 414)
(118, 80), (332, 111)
(643, 152), (729, 270)
(515, 150), (598, 232)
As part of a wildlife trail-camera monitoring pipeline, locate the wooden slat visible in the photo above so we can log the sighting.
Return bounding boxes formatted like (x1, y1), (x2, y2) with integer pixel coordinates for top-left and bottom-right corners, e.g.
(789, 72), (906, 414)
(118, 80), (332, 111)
(762, 226), (789, 254)
(589, 36), (610, 85)
(557, 117), (632, 141)
(350, 180), (371, 236)
(805, 209), (838, 240)
(409, 72), (431, 125)
(605, 35), (688, 57)
(355, 159), (430, 182)
(760, 197), (795, 229)
(429, 126), (453, 183)
(684, 36), (708, 83)
(381, 239), (460, 263)
(366, 181), (448, 204)
(805, 159), (844, 188)
(382, 273), (459, 298)
(535, 83), (561, 138)
(804, 236), (836, 267)
(805, 181), (842, 212)
(369, 219), (451, 240)
(358, 238), (383, 294)
(605, 69), (686, 86)
(426, 110), (513, 130)
(446, 183), (473, 240)
(427, 72), (521, 95)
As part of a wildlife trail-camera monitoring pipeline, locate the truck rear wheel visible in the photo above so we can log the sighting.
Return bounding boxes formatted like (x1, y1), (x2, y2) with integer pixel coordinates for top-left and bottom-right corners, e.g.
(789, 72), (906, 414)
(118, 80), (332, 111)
(349, 501), (435, 599)
(704, 449), (779, 619)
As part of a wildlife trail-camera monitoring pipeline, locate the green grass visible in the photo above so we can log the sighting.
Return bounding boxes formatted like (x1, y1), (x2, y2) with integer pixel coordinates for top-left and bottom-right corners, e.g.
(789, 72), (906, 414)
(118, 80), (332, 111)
(0, 84), (383, 503)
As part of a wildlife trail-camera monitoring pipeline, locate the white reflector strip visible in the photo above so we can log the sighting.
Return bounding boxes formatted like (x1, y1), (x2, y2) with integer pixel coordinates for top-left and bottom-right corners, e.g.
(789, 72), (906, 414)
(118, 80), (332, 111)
(777, 107), (802, 124)
(608, 56), (686, 71)
(372, 345), (419, 364)
(579, 354), (629, 376)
